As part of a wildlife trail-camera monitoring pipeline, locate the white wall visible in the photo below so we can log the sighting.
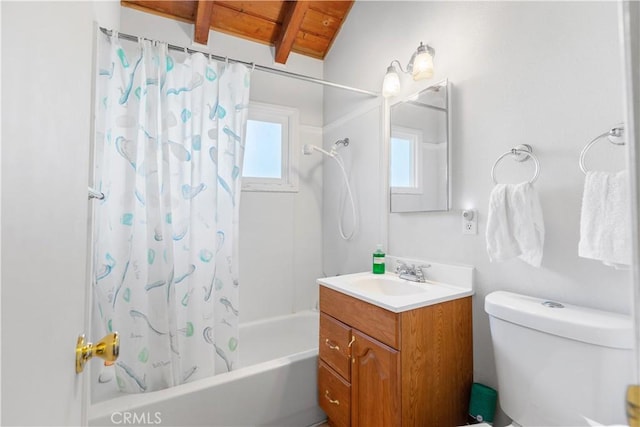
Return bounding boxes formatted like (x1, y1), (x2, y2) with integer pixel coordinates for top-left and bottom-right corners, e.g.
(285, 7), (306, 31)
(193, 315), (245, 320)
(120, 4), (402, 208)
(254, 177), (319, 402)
(324, 2), (632, 425)
(322, 101), (386, 275)
(118, 8), (325, 322)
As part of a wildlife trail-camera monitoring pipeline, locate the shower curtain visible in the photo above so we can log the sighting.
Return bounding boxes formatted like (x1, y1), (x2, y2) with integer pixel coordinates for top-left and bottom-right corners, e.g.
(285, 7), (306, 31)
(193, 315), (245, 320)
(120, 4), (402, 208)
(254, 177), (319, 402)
(93, 33), (250, 393)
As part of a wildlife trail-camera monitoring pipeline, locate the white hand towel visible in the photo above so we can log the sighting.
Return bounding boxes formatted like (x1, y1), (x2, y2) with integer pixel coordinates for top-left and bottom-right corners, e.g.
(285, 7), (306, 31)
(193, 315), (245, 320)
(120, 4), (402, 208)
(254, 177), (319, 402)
(486, 182), (545, 267)
(578, 170), (631, 266)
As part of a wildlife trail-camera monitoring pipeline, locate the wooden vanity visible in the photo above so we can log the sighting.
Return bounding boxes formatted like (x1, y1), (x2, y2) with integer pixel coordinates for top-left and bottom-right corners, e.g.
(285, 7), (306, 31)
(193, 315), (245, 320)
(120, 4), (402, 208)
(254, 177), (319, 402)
(318, 285), (473, 427)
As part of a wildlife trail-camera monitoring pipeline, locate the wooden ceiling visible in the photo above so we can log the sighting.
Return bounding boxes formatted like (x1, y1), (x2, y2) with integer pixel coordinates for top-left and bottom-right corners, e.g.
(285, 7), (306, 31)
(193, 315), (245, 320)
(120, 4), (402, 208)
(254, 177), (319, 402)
(121, 1), (354, 64)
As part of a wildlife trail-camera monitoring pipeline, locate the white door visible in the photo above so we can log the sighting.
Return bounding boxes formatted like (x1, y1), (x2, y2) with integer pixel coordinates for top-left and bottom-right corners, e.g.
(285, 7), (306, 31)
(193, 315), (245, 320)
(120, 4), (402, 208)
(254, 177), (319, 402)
(620, 2), (640, 421)
(2, 2), (119, 425)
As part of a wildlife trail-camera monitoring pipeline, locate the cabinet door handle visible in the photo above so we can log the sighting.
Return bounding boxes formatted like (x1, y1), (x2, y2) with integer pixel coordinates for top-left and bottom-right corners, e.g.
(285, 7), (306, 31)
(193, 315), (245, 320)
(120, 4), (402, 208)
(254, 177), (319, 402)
(348, 335), (355, 348)
(324, 338), (340, 351)
(325, 390), (340, 405)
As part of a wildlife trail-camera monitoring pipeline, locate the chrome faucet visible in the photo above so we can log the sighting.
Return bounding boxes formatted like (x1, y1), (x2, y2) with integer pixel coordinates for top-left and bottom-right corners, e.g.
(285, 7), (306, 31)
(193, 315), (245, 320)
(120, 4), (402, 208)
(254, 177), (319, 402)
(395, 261), (431, 283)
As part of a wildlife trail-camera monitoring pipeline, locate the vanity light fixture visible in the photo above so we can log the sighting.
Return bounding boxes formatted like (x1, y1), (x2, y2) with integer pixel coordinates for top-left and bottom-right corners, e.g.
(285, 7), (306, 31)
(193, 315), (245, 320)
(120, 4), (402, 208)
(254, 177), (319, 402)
(382, 42), (435, 98)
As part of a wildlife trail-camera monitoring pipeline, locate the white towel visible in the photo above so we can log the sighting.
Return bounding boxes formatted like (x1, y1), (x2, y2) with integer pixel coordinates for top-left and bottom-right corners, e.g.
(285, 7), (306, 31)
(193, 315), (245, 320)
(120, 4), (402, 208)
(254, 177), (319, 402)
(578, 170), (631, 266)
(486, 182), (545, 267)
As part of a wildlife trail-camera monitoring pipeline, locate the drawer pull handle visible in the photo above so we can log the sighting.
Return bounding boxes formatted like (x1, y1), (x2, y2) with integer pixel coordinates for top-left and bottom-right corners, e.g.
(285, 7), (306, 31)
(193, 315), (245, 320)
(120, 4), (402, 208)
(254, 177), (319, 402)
(348, 335), (355, 348)
(325, 390), (340, 406)
(325, 339), (340, 351)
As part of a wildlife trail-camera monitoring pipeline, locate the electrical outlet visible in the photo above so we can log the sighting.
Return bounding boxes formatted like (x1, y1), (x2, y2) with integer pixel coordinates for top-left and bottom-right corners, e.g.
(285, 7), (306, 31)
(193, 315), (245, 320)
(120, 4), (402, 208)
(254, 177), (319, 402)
(462, 210), (477, 235)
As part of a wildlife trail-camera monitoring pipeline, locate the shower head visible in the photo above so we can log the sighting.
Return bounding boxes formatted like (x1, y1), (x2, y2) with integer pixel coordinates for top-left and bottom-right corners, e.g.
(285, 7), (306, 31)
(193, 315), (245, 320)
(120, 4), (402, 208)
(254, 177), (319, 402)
(303, 144), (334, 157)
(303, 138), (350, 157)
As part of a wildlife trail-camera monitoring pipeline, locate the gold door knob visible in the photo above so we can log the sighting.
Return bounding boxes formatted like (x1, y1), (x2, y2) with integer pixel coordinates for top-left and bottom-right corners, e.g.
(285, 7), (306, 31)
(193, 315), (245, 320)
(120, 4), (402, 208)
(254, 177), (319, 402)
(75, 332), (119, 373)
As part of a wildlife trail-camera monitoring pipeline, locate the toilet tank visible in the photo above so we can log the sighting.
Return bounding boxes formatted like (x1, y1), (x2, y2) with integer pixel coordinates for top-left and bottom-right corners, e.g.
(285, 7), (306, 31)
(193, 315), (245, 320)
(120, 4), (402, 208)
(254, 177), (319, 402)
(485, 291), (635, 426)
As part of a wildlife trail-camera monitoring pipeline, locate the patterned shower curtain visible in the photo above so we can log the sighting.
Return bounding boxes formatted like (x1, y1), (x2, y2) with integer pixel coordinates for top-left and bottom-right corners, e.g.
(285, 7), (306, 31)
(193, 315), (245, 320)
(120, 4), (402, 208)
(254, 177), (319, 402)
(93, 33), (250, 393)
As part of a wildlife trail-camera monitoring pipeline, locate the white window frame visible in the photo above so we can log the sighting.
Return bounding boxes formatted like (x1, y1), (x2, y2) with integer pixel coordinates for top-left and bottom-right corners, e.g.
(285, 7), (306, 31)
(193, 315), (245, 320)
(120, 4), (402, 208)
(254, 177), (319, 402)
(242, 101), (299, 193)
(390, 125), (424, 195)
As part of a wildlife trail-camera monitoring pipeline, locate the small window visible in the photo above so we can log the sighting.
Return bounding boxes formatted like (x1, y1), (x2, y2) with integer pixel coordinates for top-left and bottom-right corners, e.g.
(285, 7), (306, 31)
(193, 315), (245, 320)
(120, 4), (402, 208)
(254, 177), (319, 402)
(390, 126), (423, 194)
(242, 102), (299, 192)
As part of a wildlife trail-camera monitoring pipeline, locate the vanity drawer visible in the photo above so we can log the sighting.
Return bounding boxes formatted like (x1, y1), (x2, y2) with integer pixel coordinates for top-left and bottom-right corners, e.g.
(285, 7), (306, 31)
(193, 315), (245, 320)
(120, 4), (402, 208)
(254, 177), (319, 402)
(320, 286), (400, 349)
(318, 360), (351, 427)
(319, 313), (351, 380)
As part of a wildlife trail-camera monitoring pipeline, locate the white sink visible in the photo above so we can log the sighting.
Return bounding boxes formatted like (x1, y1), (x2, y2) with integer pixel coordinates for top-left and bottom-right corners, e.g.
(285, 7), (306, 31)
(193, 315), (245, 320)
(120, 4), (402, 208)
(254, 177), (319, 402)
(318, 271), (473, 313)
(350, 276), (429, 296)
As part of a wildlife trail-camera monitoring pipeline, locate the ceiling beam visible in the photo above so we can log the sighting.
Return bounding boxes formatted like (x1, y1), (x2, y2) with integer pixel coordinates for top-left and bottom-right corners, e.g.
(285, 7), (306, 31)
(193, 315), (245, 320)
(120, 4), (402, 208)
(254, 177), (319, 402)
(274, 1), (310, 64)
(194, 0), (215, 45)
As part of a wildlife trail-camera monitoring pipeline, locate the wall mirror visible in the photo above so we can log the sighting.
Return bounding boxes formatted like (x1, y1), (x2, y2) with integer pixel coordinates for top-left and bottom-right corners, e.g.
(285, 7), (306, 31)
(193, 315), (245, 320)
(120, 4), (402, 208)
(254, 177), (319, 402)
(389, 79), (450, 213)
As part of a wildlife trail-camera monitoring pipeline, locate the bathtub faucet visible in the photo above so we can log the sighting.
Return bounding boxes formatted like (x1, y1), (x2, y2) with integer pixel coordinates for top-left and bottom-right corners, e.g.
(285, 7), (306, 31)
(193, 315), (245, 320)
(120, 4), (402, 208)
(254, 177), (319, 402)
(396, 262), (431, 283)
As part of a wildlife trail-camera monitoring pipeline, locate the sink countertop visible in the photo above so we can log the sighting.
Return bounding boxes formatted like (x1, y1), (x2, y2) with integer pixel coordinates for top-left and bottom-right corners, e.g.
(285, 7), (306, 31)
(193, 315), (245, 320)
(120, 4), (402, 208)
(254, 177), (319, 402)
(318, 271), (474, 313)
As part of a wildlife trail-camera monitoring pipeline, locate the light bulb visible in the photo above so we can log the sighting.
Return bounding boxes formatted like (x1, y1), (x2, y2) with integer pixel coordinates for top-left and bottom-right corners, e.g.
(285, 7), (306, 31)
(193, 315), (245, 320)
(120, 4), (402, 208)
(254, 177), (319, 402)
(411, 43), (434, 81)
(411, 51), (433, 80)
(382, 65), (401, 97)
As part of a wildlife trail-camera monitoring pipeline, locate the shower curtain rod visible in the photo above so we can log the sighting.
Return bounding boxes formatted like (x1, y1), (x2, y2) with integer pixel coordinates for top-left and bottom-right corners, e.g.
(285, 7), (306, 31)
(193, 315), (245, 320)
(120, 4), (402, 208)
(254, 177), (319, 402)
(99, 27), (379, 97)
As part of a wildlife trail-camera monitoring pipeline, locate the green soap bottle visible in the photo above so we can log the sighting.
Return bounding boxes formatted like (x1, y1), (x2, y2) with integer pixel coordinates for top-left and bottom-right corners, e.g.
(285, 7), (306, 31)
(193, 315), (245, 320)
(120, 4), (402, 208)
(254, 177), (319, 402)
(372, 244), (385, 274)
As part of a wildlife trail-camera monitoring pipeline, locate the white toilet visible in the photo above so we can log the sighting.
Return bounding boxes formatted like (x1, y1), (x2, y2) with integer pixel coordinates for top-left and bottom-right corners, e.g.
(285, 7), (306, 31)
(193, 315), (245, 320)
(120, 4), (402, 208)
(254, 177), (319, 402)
(485, 291), (635, 427)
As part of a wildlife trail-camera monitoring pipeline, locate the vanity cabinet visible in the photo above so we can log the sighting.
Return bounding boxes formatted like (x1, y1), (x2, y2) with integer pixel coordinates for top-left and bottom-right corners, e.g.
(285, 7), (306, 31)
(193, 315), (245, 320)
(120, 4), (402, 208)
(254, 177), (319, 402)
(318, 285), (472, 427)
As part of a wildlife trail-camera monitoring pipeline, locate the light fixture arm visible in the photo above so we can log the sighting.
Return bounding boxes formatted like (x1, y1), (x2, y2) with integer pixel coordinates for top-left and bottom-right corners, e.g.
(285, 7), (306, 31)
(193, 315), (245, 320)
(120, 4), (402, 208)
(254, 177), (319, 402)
(389, 59), (408, 74)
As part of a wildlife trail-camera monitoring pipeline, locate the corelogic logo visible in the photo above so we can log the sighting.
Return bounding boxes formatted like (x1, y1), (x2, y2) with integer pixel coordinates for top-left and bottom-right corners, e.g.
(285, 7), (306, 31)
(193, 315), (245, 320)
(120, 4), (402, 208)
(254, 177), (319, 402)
(110, 411), (162, 425)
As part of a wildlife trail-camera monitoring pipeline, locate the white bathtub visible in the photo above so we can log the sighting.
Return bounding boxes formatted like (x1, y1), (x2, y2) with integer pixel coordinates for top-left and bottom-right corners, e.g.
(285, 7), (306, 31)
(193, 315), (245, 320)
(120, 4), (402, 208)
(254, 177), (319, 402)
(89, 310), (325, 427)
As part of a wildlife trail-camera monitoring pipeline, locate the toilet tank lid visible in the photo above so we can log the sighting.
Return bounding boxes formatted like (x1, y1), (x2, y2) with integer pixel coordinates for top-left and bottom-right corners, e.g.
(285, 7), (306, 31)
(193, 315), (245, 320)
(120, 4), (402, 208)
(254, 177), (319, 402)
(485, 291), (633, 349)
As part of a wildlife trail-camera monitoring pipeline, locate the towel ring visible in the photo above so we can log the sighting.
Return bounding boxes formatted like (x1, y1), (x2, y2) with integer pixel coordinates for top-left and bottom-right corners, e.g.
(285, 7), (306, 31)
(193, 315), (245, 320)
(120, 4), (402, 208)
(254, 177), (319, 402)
(491, 144), (540, 184)
(579, 125), (625, 174)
